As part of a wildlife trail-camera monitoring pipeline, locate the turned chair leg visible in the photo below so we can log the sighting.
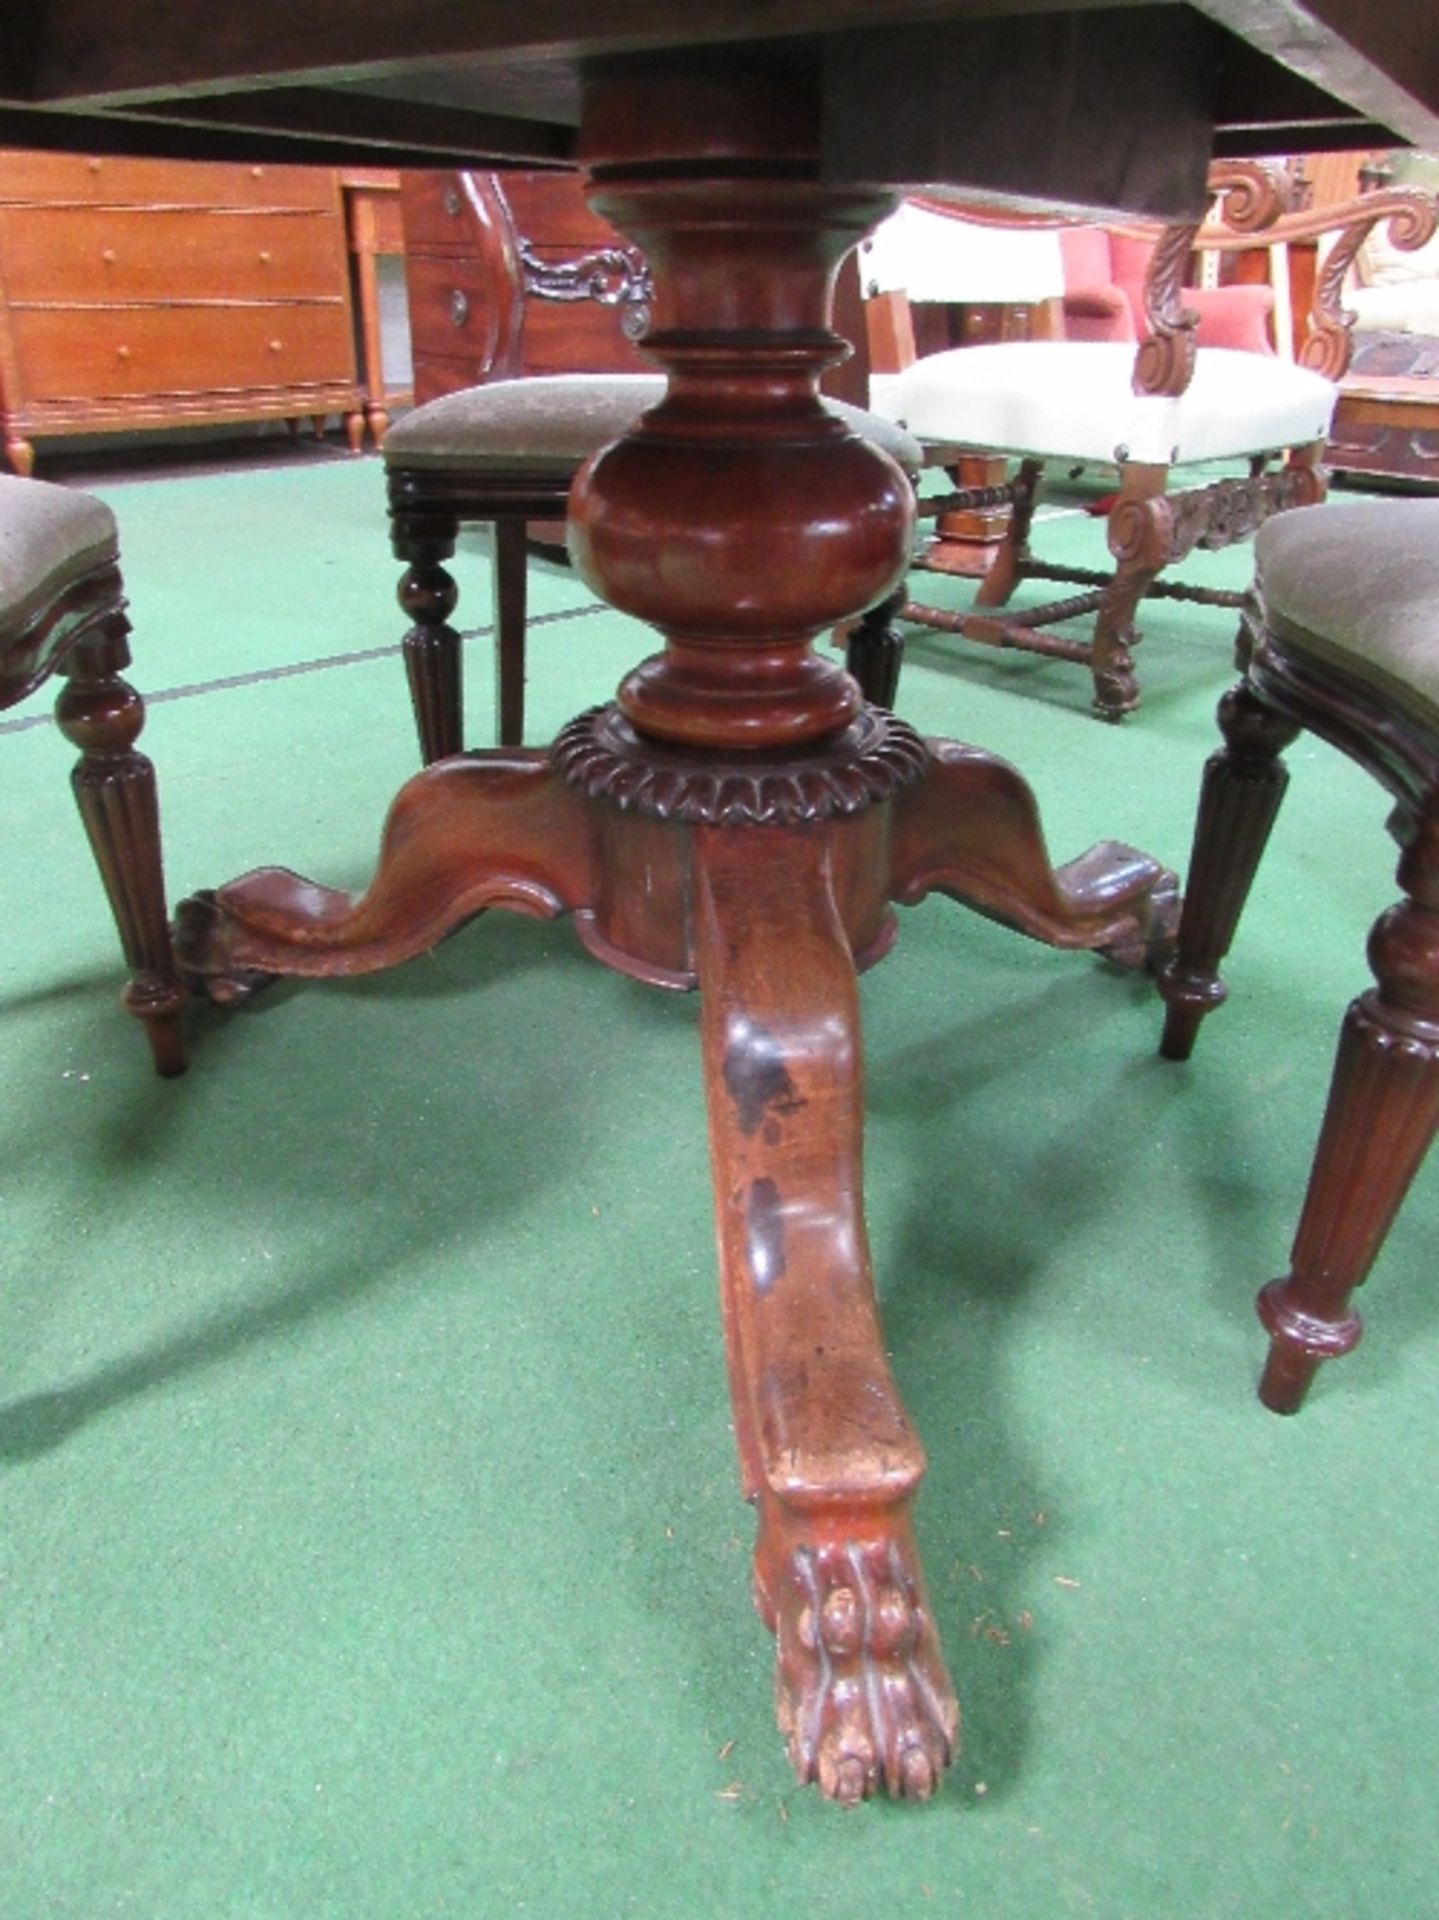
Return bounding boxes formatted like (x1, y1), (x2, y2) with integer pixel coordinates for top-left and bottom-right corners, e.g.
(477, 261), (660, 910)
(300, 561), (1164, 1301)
(1158, 678), (1300, 1060)
(395, 516), (463, 764)
(845, 586), (906, 708)
(493, 516), (528, 747)
(1257, 814), (1439, 1412)
(55, 626), (188, 1077)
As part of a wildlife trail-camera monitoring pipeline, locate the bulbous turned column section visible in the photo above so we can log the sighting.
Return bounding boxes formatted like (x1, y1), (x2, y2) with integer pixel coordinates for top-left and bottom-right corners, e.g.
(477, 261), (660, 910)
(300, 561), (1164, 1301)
(569, 59), (914, 752)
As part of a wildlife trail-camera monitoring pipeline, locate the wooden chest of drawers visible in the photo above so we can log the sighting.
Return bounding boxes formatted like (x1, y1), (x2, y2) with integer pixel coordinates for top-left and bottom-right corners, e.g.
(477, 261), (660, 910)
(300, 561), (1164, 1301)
(0, 152), (365, 473)
(400, 169), (653, 405)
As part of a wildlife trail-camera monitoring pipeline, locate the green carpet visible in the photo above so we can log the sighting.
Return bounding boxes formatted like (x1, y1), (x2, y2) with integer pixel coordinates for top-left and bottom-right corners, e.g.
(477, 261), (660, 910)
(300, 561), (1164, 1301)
(2, 446), (1435, 1918)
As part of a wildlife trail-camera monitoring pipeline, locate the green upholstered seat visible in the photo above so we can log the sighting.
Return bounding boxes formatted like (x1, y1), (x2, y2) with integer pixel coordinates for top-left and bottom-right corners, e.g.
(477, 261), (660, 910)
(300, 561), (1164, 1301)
(1256, 499), (1439, 733)
(0, 473), (116, 640)
(382, 373), (924, 477)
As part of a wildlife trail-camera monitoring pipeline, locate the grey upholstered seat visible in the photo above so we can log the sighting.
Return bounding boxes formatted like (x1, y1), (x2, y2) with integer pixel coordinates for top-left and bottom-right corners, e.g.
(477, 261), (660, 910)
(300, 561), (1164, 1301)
(0, 475), (116, 689)
(382, 371), (924, 476)
(1256, 499), (1439, 733)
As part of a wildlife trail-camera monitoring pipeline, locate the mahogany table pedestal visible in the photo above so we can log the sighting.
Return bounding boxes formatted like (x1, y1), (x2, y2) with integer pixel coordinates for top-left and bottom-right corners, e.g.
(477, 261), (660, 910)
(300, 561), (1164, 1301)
(175, 61), (1177, 1805)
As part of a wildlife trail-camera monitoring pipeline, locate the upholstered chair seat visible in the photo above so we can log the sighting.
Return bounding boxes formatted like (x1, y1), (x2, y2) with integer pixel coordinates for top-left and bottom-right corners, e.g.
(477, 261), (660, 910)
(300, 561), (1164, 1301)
(384, 374), (925, 758)
(877, 341), (1335, 469)
(1158, 498), (1439, 1411)
(0, 474), (186, 1074)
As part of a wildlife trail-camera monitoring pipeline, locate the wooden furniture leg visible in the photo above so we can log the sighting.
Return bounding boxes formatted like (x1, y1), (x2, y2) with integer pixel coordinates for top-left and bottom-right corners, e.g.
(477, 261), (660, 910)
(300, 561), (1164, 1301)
(394, 512), (464, 763)
(1258, 816), (1439, 1412)
(695, 826), (956, 1803)
(1158, 676), (1300, 1059)
(175, 752), (595, 995)
(844, 587), (906, 708)
(56, 626), (188, 1076)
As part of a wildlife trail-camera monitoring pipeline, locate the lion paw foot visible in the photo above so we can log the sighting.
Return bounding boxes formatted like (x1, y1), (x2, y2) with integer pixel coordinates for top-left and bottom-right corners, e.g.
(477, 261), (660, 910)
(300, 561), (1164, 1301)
(770, 1534), (957, 1805)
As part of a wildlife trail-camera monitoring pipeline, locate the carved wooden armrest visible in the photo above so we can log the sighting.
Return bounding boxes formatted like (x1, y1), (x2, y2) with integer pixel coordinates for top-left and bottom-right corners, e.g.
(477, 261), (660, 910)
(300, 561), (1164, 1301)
(1187, 181), (1438, 381)
(1134, 160), (1295, 397)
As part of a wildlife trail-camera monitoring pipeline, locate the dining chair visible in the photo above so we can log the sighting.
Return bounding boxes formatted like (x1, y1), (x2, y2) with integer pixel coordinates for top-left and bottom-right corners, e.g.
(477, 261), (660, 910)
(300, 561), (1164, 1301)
(0, 474), (187, 1075)
(384, 373), (924, 756)
(860, 167), (1437, 718)
(1158, 498), (1439, 1412)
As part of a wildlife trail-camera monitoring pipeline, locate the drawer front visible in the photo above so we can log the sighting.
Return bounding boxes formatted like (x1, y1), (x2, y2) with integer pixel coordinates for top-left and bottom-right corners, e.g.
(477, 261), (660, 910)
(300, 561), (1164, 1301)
(406, 252), (513, 376)
(519, 291), (650, 375)
(0, 151), (335, 211)
(0, 206), (345, 303)
(411, 351), (495, 409)
(7, 302), (356, 402)
(400, 172), (481, 253)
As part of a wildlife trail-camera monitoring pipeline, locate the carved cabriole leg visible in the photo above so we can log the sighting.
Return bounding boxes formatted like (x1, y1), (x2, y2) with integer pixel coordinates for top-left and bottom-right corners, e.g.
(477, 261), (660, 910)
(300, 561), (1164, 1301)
(1158, 677), (1300, 1060)
(56, 622), (188, 1077)
(694, 825), (956, 1803)
(890, 737), (1179, 964)
(972, 456), (1043, 609)
(393, 512), (464, 764)
(844, 588), (905, 709)
(1091, 461), (1170, 718)
(173, 753), (595, 997)
(1258, 813), (1439, 1413)
(493, 516), (528, 747)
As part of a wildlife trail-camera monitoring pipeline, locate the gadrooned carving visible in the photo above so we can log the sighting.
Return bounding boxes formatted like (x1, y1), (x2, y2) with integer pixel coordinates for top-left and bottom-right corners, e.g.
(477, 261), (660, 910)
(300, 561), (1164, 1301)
(552, 703), (929, 825)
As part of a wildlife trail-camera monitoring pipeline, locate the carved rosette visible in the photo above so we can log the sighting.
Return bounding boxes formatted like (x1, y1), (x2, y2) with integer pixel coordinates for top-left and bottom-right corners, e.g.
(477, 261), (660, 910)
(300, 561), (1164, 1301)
(552, 702), (928, 826)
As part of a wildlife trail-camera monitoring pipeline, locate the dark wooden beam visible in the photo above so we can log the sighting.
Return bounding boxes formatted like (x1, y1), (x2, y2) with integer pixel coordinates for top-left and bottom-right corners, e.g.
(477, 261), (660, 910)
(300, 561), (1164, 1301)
(1191, 0), (1439, 145)
(6, 0), (1153, 108)
(0, 103), (571, 169)
(119, 89), (575, 164)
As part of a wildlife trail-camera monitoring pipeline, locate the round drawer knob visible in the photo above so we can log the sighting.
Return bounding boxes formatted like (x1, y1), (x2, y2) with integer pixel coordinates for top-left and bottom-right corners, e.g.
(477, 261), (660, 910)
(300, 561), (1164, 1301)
(101, 248), (117, 264)
(250, 166), (265, 178)
(87, 158), (102, 174)
(258, 249), (272, 264)
(269, 339), (284, 352)
(116, 345), (130, 360)
(449, 289), (470, 328)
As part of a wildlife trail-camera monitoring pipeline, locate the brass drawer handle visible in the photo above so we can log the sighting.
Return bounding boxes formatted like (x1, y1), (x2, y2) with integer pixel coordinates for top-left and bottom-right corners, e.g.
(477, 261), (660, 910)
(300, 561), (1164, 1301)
(449, 289), (470, 328)
(443, 187), (462, 217)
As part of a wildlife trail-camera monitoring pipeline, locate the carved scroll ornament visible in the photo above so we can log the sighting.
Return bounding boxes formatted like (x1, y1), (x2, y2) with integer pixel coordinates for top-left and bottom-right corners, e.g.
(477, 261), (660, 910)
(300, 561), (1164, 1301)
(518, 239), (655, 338)
(1134, 160), (1293, 398)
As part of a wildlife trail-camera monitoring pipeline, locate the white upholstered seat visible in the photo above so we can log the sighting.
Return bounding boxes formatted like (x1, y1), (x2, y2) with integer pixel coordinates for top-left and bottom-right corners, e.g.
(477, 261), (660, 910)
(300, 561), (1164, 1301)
(878, 340), (1336, 467)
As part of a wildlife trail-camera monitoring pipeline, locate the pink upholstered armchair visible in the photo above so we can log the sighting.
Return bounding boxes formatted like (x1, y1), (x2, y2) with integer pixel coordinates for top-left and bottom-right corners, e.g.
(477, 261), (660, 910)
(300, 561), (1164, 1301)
(1058, 224), (1276, 354)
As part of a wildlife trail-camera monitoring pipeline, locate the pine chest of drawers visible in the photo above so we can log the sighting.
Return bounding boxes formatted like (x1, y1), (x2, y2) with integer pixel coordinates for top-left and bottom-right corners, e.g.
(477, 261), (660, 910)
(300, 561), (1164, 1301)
(0, 152), (365, 473)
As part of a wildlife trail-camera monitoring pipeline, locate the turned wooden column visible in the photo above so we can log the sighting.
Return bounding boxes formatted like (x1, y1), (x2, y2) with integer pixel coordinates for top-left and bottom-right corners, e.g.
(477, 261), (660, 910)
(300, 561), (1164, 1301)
(569, 55), (914, 752)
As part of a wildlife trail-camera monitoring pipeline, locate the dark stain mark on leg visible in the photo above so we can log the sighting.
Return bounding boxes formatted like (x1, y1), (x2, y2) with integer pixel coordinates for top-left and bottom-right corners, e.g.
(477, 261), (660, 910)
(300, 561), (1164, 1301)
(746, 1177), (788, 1294)
(723, 1019), (807, 1136)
